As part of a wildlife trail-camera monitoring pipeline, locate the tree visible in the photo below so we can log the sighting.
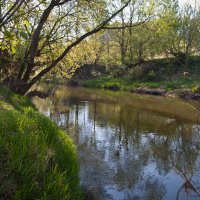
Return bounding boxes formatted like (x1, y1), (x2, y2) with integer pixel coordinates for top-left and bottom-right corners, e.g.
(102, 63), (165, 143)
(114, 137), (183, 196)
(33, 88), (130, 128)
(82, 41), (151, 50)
(0, 0), (26, 30)
(155, 1), (200, 67)
(0, 0), (131, 95)
(96, 0), (161, 67)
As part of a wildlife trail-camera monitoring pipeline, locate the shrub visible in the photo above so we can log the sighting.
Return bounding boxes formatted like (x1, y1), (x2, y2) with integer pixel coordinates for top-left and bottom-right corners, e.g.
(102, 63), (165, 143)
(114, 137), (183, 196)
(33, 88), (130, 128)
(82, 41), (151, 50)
(107, 65), (127, 77)
(192, 85), (200, 92)
(147, 70), (156, 81)
(105, 82), (121, 90)
(128, 66), (143, 80)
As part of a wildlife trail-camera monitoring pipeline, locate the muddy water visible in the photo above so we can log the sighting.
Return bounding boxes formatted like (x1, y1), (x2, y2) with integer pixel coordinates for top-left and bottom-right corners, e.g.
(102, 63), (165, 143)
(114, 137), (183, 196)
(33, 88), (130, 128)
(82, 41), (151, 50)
(33, 86), (200, 200)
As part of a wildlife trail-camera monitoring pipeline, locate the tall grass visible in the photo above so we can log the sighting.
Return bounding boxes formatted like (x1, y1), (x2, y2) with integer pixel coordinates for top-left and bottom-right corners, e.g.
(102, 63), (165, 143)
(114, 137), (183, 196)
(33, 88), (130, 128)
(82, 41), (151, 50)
(0, 86), (82, 199)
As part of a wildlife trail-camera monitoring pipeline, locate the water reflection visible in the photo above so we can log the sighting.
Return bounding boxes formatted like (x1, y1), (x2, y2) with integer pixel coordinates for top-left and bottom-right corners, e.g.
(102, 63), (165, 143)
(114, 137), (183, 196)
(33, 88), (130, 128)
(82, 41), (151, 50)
(33, 86), (200, 200)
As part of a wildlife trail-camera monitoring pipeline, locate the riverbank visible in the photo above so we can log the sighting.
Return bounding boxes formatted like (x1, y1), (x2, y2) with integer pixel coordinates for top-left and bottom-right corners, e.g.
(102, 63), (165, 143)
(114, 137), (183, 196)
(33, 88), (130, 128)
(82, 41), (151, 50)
(81, 76), (200, 100)
(0, 86), (82, 199)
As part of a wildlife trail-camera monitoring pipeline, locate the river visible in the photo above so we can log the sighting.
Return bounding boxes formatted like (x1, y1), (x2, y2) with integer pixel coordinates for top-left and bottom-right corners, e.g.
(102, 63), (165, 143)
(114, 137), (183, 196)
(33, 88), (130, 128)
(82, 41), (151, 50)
(33, 86), (200, 200)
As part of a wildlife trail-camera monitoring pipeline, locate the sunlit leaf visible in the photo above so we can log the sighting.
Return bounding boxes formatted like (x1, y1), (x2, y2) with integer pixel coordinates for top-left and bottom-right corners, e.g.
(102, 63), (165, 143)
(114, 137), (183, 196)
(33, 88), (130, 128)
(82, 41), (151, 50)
(23, 20), (29, 27)
(0, 46), (8, 50)
(11, 46), (17, 54)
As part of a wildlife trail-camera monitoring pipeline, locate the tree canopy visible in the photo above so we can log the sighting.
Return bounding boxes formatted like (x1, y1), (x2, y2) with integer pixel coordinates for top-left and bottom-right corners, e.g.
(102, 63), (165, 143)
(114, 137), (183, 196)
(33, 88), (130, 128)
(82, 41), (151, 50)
(0, 0), (199, 94)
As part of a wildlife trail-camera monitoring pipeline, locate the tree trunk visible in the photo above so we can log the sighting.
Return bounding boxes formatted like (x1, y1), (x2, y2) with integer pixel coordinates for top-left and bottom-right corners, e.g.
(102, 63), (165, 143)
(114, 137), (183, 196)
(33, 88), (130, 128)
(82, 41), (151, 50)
(138, 43), (143, 64)
(22, 1), (55, 82)
(4, 78), (31, 95)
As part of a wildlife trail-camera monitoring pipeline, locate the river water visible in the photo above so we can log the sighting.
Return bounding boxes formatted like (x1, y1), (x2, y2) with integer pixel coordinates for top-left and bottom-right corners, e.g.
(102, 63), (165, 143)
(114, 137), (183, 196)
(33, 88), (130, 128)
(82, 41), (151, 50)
(33, 86), (200, 200)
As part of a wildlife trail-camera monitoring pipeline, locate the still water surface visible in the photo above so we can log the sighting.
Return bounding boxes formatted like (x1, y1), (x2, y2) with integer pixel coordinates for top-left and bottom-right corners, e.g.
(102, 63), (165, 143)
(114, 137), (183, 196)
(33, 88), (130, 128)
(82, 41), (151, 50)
(33, 86), (200, 200)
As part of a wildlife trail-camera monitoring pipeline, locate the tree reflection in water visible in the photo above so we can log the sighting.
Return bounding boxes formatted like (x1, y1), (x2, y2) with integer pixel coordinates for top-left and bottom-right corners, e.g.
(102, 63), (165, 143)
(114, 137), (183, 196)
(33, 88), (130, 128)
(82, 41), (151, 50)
(33, 87), (200, 200)
(178, 132), (200, 198)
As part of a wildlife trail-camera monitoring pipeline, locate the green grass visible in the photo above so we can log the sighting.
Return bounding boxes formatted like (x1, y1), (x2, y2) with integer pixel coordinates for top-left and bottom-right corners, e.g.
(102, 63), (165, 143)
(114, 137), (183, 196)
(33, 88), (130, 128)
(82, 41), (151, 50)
(83, 76), (200, 92)
(0, 86), (82, 199)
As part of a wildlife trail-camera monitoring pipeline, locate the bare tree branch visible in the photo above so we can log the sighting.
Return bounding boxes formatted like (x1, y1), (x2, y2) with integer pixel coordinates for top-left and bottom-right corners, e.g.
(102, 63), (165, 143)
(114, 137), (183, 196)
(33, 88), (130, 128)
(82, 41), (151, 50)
(0, 0), (26, 29)
(102, 19), (150, 30)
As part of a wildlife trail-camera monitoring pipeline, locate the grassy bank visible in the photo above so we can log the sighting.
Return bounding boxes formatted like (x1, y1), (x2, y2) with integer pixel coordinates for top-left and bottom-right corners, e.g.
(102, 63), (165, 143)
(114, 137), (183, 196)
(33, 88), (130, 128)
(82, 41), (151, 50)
(0, 86), (82, 199)
(83, 76), (200, 92)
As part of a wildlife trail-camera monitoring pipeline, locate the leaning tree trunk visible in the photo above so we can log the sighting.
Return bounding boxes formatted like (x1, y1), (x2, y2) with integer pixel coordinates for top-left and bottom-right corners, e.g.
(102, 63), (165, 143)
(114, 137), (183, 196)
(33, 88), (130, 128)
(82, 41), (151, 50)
(7, 78), (31, 95)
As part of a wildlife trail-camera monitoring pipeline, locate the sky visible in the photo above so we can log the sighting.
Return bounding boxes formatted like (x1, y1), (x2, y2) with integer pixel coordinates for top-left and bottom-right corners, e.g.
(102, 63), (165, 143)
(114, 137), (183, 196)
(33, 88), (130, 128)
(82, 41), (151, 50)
(179, 0), (199, 6)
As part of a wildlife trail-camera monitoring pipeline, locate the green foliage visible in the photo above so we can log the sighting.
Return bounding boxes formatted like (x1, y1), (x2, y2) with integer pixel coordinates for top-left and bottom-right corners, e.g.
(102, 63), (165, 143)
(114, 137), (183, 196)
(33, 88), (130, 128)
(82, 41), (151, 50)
(1, 0), (200, 89)
(192, 86), (200, 92)
(128, 66), (144, 80)
(104, 82), (121, 90)
(23, 20), (29, 27)
(20, 31), (28, 40)
(0, 88), (82, 199)
(107, 65), (127, 77)
(84, 75), (200, 92)
(147, 70), (156, 81)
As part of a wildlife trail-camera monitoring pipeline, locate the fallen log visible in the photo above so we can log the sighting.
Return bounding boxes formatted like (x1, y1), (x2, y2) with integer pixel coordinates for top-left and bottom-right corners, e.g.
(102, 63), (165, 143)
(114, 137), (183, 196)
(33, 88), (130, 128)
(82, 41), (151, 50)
(134, 87), (167, 96)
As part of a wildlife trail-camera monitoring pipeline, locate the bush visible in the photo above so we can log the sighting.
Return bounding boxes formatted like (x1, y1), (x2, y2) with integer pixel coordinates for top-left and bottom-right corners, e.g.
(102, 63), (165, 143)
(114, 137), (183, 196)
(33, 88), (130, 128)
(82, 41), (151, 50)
(192, 85), (200, 92)
(128, 66), (143, 80)
(107, 65), (127, 77)
(104, 82), (121, 90)
(147, 70), (156, 81)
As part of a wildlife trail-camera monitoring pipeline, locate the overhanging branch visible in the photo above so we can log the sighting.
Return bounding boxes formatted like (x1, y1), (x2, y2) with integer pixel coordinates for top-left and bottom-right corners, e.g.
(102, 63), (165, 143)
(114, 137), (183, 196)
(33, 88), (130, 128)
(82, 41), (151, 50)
(102, 19), (149, 30)
(28, 0), (131, 86)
